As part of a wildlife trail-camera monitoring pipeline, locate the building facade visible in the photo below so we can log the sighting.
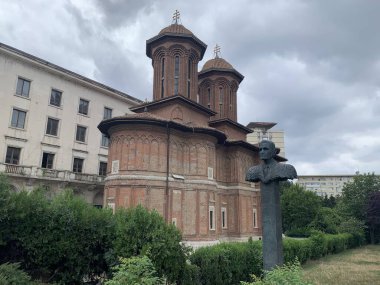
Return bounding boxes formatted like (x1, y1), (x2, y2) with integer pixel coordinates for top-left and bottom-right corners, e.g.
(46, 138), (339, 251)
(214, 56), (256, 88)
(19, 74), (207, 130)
(296, 175), (355, 196)
(0, 42), (141, 205)
(98, 19), (286, 244)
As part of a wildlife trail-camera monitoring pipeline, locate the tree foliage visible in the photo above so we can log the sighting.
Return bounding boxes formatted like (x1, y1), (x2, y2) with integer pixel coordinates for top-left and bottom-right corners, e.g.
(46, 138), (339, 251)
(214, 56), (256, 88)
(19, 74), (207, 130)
(281, 184), (322, 233)
(365, 191), (380, 244)
(339, 173), (380, 243)
(340, 173), (380, 220)
(309, 207), (342, 234)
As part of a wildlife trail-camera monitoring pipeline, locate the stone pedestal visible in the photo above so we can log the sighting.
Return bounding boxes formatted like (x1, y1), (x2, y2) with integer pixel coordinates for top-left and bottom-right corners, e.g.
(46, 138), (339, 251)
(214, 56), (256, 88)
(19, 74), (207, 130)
(261, 181), (283, 271)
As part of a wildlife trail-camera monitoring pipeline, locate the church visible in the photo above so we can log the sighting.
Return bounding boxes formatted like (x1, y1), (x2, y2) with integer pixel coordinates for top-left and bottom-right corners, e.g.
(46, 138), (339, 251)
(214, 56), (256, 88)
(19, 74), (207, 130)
(98, 13), (285, 245)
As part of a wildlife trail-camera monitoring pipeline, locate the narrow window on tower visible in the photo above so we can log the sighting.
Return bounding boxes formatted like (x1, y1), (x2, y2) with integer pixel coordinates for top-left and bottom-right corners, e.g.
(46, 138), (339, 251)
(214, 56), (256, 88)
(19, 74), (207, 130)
(207, 87), (211, 108)
(253, 208), (258, 228)
(174, 56), (179, 95)
(219, 87), (223, 117)
(221, 207), (227, 229)
(209, 206), (215, 230)
(161, 58), (165, 98)
(187, 59), (191, 98)
(229, 89), (233, 111)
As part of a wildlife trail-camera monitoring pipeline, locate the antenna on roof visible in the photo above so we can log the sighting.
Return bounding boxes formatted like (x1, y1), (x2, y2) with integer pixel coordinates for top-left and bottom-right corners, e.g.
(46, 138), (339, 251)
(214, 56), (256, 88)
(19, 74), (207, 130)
(172, 10), (181, 24)
(214, 44), (221, 58)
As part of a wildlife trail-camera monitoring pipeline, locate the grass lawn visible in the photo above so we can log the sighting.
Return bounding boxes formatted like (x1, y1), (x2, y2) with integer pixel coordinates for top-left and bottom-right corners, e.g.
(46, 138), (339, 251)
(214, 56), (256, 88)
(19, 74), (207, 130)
(302, 244), (380, 285)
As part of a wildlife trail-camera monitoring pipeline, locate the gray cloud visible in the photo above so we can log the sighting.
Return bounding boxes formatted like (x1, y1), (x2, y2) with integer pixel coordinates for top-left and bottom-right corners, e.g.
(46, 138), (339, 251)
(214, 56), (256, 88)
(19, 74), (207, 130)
(1, 0), (380, 175)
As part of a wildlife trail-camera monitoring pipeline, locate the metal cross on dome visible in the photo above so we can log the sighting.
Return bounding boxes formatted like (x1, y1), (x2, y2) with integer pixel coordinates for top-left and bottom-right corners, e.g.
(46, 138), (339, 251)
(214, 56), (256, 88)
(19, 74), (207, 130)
(172, 10), (181, 24)
(214, 44), (221, 58)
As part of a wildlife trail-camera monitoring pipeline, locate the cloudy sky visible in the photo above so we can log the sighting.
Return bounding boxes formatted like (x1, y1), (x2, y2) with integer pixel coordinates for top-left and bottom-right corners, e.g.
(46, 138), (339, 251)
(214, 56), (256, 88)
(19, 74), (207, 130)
(1, 0), (380, 175)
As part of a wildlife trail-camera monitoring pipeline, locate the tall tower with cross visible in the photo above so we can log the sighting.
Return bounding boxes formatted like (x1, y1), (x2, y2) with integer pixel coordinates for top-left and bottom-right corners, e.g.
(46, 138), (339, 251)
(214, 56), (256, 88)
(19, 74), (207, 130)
(146, 10), (207, 101)
(198, 44), (244, 122)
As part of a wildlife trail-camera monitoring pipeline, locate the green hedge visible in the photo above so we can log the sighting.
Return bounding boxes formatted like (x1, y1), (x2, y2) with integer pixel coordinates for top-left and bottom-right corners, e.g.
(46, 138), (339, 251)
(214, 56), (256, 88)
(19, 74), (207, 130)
(189, 241), (262, 285)
(189, 233), (363, 285)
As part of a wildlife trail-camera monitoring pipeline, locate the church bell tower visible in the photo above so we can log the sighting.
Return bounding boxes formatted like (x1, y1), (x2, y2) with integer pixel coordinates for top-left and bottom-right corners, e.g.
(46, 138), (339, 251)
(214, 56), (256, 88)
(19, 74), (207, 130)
(146, 11), (207, 101)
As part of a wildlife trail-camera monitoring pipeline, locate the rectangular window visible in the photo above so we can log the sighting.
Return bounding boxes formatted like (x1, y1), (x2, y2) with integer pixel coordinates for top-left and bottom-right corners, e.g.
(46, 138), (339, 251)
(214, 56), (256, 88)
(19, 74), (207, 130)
(73, 158), (84, 173)
(111, 160), (119, 174)
(16, 77), (31, 97)
(11, 109), (26, 129)
(46, 118), (59, 136)
(101, 134), (109, 147)
(50, 89), (62, 107)
(253, 208), (258, 228)
(76, 125), (87, 142)
(99, 161), (107, 176)
(41, 152), (54, 169)
(78, 98), (89, 115)
(6, 147), (21, 164)
(103, 107), (112, 120)
(209, 206), (215, 230)
(221, 207), (227, 229)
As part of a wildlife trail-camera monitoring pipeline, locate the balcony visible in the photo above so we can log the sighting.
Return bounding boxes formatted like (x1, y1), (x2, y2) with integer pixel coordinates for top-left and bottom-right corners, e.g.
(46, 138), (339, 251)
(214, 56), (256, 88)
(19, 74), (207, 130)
(0, 163), (105, 184)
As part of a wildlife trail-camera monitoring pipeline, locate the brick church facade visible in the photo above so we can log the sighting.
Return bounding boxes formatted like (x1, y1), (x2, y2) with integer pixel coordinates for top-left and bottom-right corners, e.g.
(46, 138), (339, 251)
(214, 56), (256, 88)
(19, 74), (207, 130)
(98, 18), (285, 243)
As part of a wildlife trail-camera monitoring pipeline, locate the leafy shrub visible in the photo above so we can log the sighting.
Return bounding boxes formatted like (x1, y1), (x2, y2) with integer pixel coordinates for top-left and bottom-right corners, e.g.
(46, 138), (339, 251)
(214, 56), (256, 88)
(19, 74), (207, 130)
(113, 206), (187, 283)
(285, 227), (313, 238)
(190, 241), (262, 285)
(0, 188), (115, 284)
(179, 263), (201, 285)
(105, 256), (164, 285)
(240, 260), (312, 285)
(0, 263), (34, 285)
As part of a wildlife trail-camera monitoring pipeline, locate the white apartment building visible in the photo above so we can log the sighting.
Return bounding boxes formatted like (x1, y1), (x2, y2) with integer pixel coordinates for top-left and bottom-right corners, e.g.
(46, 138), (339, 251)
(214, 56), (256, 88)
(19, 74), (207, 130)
(0, 42), (141, 206)
(246, 122), (285, 157)
(296, 175), (354, 197)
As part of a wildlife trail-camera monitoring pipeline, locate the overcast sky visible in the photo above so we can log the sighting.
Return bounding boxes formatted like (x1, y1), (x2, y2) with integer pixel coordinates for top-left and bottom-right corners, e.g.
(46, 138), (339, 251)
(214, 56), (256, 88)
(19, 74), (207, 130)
(1, 0), (380, 175)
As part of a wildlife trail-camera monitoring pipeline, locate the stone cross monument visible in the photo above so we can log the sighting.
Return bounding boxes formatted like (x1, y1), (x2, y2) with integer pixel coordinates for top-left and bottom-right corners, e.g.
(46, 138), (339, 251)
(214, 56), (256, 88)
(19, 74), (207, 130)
(246, 140), (297, 271)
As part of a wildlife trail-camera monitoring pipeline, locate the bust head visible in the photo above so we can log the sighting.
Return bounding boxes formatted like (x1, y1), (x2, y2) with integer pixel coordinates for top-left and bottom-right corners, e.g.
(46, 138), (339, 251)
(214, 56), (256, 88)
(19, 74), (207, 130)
(259, 140), (276, 161)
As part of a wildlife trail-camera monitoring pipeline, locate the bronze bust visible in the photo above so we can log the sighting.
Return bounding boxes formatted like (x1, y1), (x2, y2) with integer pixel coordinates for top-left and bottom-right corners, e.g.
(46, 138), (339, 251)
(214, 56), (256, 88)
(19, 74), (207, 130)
(246, 140), (297, 184)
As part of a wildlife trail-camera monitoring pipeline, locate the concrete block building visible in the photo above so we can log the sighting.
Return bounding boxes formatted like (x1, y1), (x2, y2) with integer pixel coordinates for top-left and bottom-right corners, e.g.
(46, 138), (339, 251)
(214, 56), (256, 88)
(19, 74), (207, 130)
(0, 42), (141, 205)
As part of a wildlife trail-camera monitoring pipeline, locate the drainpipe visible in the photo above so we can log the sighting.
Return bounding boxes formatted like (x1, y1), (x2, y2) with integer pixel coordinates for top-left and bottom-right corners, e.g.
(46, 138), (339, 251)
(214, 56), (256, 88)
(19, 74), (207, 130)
(165, 122), (170, 223)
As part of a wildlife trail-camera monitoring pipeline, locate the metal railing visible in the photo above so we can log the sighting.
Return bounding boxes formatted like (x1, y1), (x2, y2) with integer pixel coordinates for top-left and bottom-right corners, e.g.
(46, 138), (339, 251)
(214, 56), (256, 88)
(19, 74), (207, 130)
(0, 163), (105, 184)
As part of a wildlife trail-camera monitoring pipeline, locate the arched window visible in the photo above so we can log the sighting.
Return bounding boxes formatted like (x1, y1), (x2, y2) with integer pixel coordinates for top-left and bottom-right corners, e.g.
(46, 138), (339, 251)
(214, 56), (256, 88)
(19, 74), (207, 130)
(207, 87), (211, 108)
(161, 58), (165, 98)
(174, 56), (179, 95)
(219, 87), (223, 117)
(187, 59), (191, 98)
(229, 88), (232, 110)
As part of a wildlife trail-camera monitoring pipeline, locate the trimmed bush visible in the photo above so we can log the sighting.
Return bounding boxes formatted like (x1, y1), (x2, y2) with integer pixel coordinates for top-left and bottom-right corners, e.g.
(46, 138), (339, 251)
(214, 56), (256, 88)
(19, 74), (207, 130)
(191, 233), (363, 285)
(190, 241), (262, 285)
